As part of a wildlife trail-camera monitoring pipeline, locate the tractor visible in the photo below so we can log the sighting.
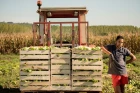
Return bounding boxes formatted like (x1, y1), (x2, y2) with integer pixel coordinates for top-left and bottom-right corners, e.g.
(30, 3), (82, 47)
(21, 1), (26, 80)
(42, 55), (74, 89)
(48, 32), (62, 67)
(19, 1), (103, 93)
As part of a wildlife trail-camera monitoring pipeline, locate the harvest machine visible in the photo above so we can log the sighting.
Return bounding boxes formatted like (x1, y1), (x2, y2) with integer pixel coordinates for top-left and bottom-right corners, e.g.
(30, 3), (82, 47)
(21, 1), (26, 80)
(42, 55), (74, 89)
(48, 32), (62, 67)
(20, 0), (103, 93)
(32, 0), (89, 47)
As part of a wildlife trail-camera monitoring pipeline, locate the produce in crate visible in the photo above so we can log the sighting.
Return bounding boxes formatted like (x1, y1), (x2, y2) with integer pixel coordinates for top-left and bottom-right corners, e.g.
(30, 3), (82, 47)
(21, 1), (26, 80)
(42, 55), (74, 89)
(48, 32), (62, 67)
(74, 46), (101, 51)
(21, 46), (69, 51)
(21, 46), (50, 50)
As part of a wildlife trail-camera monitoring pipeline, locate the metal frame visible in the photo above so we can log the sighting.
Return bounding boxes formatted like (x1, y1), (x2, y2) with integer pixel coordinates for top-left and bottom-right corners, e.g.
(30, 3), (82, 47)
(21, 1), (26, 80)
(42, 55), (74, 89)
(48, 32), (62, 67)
(33, 21), (89, 47)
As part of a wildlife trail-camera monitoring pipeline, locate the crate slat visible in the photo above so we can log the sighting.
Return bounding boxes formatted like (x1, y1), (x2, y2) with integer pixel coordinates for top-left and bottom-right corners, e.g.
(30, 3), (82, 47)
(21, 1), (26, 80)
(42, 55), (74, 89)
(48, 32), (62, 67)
(51, 80), (70, 84)
(72, 82), (102, 86)
(72, 71), (102, 75)
(72, 76), (102, 80)
(20, 50), (50, 54)
(20, 61), (50, 65)
(72, 60), (103, 65)
(72, 66), (102, 70)
(51, 86), (71, 90)
(72, 87), (102, 91)
(51, 59), (70, 64)
(20, 86), (50, 91)
(20, 81), (50, 86)
(72, 49), (102, 54)
(20, 66), (50, 70)
(20, 71), (50, 75)
(51, 54), (70, 59)
(51, 65), (70, 70)
(20, 76), (50, 80)
(51, 70), (70, 74)
(20, 55), (50, 59)
(72, 54), (102, 59)
(51, 48), (70, 53)
(51, 75), (70, 80)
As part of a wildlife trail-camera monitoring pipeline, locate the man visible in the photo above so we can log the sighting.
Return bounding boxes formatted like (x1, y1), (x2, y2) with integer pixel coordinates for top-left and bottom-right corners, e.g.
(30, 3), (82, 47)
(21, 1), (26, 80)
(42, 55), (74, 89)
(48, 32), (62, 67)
(101, 35), (136, 93)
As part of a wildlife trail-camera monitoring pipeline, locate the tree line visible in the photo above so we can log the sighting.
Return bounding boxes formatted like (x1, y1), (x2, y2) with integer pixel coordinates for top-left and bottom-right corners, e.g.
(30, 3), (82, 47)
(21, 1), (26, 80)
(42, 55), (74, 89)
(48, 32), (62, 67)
(0, 23), (140, 35)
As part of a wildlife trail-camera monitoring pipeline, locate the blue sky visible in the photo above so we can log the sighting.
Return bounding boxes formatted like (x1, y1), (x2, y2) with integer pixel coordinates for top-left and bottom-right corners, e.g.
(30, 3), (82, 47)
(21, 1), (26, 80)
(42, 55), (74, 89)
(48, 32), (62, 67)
(0, 0), (140, 27)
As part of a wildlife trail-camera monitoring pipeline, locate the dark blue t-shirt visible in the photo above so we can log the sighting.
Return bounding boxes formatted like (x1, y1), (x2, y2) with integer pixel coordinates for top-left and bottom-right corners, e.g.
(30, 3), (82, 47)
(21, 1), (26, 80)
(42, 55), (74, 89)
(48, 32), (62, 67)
(106, 45), (131, 75)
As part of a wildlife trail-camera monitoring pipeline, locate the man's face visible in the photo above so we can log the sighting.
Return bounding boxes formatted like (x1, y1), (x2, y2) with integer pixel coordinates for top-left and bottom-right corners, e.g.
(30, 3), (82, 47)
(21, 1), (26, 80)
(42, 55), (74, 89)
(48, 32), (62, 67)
(116, 39), (124, 48)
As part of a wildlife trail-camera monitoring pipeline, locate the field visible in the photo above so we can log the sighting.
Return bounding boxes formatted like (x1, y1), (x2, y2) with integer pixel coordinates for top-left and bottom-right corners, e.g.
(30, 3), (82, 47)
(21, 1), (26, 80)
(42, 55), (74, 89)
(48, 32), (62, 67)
(0, 23), (140, 93)
(0, 54), (140, 93)
(0, 32), (140, 54)
(0, 23), (140, 54)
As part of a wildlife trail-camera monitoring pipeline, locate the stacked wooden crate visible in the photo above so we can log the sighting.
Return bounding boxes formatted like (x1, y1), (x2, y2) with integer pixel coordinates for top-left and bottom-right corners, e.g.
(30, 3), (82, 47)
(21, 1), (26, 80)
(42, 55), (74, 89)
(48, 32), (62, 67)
(20, 46), (103, 92)
(72, 49), (103, 91)
(20, 50), (50, 91)
(51, 48), (71, 90)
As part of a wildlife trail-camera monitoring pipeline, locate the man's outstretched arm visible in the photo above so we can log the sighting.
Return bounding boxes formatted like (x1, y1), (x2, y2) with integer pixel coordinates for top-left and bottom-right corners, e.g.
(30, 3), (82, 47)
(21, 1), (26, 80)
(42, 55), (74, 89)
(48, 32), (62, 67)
(100, 46), (112, 55)
(89, 44), (111, 55)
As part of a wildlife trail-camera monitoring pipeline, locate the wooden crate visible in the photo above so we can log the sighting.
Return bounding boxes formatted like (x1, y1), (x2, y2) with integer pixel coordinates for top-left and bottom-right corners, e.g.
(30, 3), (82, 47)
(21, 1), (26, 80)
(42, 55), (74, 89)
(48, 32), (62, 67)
(20, 48), (103, 92)
(51, 48), (71, 90)
(20, 50), (51, 91)
(72, 49), (103, 91)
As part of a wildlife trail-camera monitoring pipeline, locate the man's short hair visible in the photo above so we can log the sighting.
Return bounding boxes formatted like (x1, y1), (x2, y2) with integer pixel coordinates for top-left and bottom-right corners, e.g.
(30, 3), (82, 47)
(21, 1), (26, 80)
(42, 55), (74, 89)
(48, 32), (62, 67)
(116, 35), (124, 41)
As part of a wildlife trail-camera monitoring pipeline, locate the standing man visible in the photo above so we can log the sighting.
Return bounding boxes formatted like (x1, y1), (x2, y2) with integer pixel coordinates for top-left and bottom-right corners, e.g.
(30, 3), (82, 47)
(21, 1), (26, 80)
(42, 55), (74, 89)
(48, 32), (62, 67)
(101, 35), (136, 93)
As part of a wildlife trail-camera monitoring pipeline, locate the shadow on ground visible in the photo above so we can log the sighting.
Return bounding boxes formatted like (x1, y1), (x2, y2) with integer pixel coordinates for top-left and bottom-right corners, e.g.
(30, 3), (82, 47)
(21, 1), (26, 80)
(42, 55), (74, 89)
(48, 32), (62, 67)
(0, 88), (20, 93)
(0, 89), (102, 93)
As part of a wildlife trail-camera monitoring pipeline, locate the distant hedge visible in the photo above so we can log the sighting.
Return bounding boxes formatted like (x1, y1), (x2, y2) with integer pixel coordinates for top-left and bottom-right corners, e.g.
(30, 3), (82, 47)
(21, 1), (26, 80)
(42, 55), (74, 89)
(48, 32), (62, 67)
(0, 23), (32, 33)
(0, 23), (140, 35)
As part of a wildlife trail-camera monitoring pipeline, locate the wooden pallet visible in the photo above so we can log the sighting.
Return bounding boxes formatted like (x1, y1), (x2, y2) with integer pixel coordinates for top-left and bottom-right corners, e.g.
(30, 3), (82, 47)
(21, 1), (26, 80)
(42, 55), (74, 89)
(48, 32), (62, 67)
(20, 50), (51, 91)
(72, 49), (103, 91)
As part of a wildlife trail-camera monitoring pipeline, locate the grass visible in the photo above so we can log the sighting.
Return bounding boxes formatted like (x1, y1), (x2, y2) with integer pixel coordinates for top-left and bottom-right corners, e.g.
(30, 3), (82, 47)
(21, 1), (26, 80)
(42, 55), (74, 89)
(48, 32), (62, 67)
(0, 53), (140, 93)
(0, 54), (20, 88)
